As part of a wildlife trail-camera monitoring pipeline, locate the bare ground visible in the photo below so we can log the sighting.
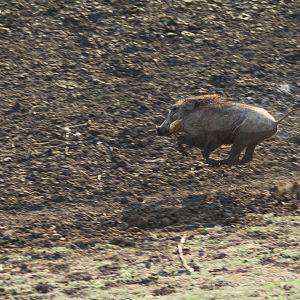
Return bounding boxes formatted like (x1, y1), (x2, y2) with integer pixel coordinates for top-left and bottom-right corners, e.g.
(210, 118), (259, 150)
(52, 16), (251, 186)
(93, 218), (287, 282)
(0, 0), (299, 299)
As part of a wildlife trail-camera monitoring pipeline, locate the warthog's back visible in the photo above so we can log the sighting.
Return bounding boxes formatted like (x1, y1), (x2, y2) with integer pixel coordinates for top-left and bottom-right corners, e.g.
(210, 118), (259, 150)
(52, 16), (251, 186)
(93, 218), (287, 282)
(182, 101), (276, 134)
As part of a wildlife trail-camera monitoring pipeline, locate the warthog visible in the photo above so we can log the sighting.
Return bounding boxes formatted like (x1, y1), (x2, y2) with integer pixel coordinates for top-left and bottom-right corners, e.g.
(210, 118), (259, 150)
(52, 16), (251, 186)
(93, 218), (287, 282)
(157, 94), (300, 166)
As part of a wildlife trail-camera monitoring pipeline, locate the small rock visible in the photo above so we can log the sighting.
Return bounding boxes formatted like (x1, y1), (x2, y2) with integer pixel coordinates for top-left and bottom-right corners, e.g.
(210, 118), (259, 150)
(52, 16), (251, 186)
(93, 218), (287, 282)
(181, 31), (195, 37)
(278, 82), (300, 95)
(166, 32), (177, 37)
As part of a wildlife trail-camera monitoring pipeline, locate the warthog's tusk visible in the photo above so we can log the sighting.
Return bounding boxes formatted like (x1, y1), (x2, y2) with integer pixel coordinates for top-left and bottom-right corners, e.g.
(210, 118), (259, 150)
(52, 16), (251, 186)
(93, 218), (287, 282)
(169, 119), (183, 134)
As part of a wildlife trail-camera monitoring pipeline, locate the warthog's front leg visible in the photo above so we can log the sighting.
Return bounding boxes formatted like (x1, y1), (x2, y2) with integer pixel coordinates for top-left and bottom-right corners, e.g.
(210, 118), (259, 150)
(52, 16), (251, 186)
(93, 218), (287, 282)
(202, 142), (221, 166)
(176, 136), (189, 156)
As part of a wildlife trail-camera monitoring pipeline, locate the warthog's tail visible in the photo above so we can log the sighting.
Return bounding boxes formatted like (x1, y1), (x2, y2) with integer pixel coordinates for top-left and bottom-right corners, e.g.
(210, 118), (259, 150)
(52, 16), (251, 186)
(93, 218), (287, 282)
(276, 103), (300, 124)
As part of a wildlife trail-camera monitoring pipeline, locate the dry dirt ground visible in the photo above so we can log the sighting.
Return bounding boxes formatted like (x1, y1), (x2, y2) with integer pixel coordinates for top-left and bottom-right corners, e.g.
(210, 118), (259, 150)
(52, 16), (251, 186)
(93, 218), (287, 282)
(0, 0), (300, 299)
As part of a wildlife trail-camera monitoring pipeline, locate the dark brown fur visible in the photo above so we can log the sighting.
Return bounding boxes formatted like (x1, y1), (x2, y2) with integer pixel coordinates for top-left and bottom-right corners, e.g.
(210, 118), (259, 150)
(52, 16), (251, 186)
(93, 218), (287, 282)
(176, 94), (224, 107)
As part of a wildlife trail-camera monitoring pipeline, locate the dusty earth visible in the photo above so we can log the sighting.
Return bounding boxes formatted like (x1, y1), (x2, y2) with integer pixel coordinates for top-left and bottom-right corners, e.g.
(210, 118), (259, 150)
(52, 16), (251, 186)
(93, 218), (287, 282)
(0, 0), (300, 299)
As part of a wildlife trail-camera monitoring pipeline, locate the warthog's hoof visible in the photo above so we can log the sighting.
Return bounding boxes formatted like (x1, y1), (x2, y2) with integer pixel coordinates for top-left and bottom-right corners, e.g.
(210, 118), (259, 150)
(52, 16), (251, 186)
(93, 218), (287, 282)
(239, 158), (253, 165)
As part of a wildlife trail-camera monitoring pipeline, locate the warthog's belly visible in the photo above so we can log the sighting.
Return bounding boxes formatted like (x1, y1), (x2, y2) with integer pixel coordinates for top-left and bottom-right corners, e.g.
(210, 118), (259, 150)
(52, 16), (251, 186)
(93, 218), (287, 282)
(177, 129), (234, 148)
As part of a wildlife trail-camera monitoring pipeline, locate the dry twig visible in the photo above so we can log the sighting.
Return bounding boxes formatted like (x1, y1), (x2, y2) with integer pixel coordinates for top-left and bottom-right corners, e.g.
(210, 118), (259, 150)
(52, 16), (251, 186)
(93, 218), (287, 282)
(178, 233), (194, 274)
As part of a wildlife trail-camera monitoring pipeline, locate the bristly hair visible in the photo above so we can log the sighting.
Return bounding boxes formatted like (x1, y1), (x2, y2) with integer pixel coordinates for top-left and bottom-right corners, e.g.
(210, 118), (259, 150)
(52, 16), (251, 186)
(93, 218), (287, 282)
(176, 94), (224, 106)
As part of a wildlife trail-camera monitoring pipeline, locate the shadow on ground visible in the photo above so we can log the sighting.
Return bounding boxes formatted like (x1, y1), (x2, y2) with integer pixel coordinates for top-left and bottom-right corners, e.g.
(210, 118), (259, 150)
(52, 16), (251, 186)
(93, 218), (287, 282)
(122, 193), (243, 229)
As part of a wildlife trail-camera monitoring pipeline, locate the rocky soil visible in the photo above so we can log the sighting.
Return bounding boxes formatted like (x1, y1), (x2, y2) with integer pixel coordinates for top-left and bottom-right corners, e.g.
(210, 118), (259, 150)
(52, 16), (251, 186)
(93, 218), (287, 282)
(0, 0), (299, 299)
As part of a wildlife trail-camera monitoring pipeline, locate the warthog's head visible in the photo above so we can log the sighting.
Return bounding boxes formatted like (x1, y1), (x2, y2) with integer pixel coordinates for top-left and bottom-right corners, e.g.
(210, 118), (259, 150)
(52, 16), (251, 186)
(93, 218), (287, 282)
(156, 101), (198, 136)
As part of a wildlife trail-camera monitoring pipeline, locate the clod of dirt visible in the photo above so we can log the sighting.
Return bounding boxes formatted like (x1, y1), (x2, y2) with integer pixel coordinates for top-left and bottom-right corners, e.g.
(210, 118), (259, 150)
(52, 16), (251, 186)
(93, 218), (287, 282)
(109, 237), (136, 247)
(290, 134), (300, 145)
(63, 287), (82, 296)
(209, 266), (229, 273)
(213, 252), (227, 259)
(44, 251), (64, 260)
(98, 263), (121, 275)
(50, 193), (66, 203)
(4, 102), (21, 115)
(281, 284), (293, 290)
(152, 285), (176, 296)
(67, 272), (92, 281)
(71, 239), (95, 249)
(0, 288), (6, 296)
(35, 282), (52, 293)
(272, 180), (300, 199)
(19, 263), (31, 273)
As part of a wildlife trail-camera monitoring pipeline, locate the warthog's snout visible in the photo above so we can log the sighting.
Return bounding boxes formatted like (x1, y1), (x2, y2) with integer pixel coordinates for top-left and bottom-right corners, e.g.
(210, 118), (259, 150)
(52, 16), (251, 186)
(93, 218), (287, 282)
(157, 120), (183, 136)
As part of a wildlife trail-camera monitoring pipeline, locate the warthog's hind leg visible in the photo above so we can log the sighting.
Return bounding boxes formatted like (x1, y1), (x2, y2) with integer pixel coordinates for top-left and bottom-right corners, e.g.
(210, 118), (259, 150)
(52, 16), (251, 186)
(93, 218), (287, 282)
(239, 143), (258, 164)
(219, 144), (246, 166)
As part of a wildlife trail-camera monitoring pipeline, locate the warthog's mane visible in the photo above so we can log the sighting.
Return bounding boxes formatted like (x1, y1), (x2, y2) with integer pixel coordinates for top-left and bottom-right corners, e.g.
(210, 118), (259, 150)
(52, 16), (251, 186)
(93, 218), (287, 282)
(176, 94), (224, 106)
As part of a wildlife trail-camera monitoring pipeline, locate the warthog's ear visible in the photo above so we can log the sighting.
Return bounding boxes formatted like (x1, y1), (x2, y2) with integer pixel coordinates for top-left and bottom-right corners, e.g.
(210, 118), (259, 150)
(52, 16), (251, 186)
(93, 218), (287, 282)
(184, 101), (199, 111)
